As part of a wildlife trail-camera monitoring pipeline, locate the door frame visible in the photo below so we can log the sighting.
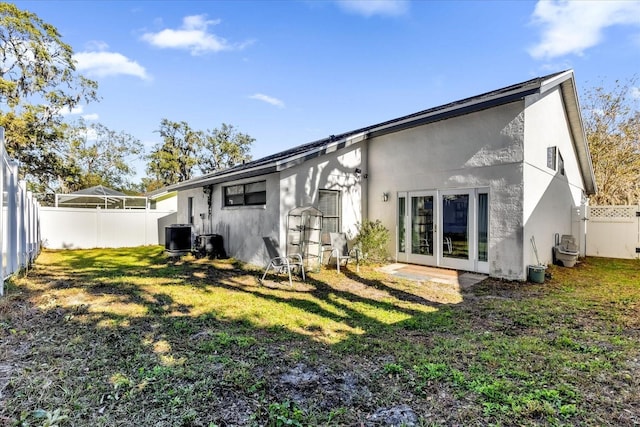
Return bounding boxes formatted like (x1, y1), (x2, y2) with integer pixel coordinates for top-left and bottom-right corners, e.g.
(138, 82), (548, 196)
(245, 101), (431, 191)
(439, 189), (474, 271)
(396, 188), (489, 274)
(408, 191), (437, 265)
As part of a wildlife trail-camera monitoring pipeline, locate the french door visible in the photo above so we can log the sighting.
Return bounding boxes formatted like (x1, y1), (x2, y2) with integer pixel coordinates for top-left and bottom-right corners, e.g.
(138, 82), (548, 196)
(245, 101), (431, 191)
(402, 191), (436, 265)
(397, 189), (489, 273)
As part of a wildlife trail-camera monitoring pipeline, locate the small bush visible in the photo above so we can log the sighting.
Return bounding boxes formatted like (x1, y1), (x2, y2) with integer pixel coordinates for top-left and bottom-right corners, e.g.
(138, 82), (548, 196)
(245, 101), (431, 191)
(354, 219), (389, 264)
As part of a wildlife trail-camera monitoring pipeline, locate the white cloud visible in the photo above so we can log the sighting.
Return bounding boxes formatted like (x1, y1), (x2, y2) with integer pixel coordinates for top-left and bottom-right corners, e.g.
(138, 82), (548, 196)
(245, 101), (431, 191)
(85, 40), (110, 51)
(74, 51), (150, 80)
(58, 107), (99, 121)
(249, 93), (285, 108)
(82, 113), (100, 121)
(529, 0), (640, 59)
(631, 86), (640, 99)
(60, 105), (84, 116)
(141, 14), (253, 55)
(335, 0), (409, 17)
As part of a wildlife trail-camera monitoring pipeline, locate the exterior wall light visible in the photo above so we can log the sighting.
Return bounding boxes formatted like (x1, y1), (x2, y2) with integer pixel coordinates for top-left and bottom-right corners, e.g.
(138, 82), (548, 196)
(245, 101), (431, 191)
(382, 193), (389, 202)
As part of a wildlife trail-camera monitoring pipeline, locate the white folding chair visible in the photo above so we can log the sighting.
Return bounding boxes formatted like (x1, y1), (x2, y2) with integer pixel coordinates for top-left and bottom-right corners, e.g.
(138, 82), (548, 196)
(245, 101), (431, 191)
(329, 232), (360, 273)
(261, 237), (305, 285)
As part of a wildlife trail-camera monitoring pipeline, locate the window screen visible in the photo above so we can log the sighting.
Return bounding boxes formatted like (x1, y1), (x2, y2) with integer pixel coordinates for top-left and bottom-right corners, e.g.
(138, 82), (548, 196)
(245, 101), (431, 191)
(318, 190), (340, 234)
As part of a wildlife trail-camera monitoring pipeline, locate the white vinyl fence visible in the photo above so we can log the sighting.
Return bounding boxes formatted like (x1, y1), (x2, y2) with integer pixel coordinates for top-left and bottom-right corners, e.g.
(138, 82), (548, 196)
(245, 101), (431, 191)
(0, 127), (42, 296)
(39, 207), (177, 250)
(586, 205), (640, 259)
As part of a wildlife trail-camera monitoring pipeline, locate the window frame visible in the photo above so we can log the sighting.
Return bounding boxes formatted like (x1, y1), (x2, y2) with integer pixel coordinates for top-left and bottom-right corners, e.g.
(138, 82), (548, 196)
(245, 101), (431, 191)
(187, 197), (194, 224)
(223, 180), (267, 207)
(547, 146), (557, 170)
(318, 189), (341, 234)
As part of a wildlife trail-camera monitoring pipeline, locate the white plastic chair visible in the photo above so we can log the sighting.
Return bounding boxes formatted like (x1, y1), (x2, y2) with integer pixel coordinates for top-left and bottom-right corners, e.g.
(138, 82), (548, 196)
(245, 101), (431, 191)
(329, 232), (360, 273)
(261, 237), (305, 285)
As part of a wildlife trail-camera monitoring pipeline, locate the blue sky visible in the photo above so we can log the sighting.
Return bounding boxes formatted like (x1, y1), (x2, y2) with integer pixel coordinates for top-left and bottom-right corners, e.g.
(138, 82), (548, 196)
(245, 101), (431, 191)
(13, 0), (640, 181)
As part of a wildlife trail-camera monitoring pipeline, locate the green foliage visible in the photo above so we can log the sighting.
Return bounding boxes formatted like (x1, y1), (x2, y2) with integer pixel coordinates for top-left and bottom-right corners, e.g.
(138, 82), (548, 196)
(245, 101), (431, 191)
(65, 120), (143, 192)
(0, 3), (99, 192)
(383, 362), (404, 375)
(0, 3), (97, 109)
(414, 362), (449, 381)
(146, 120), (254, 187)
(19, 408), (69, 427)
(146, 119), (202, 185)
(265, 401), (305, 427)
(354, 219), (390, 264)
(582, 76), (640, 204)
(198, 123), (254, 174)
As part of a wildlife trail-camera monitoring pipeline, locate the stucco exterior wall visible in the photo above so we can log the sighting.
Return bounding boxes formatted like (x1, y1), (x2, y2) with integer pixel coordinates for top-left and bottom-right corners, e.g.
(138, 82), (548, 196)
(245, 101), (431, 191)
(176, 187), (208, 232)
(176, 144), (364, 268)
(176, 173), (280, 266)
(279, 142), (364, 246)
(367, 101), (526, 280)
(523, 88), (586, 270)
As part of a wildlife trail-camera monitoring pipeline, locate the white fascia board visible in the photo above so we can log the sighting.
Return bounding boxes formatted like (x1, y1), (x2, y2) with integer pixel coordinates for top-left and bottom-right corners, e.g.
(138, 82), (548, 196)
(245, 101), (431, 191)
(275, 132), (368, 171)
(539, 70), (574, 95)
(542, 70), (597, 195)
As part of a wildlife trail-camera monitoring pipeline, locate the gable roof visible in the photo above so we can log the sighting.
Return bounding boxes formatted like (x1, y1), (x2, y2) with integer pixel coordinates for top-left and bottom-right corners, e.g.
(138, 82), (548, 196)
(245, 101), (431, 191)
(155, 69), (595, 195)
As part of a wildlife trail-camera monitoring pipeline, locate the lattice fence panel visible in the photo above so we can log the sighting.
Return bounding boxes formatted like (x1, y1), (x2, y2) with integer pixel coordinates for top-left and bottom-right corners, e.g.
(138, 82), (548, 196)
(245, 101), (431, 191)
(589, 205), (639, 223)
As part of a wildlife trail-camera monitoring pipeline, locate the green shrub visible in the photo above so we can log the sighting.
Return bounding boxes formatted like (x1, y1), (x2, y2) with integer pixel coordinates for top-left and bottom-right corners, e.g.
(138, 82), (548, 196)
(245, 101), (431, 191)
(354, 219), (389, 264)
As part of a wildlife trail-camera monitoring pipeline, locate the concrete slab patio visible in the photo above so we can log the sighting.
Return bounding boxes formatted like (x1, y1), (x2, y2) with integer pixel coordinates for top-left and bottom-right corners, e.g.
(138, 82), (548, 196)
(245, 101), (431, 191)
(378, 263), (487, 290)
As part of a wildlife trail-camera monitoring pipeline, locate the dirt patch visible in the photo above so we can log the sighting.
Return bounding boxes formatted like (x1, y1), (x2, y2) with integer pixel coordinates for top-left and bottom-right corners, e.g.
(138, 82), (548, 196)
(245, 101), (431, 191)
(366, 404), (418, 426)
(276, 363), (372, 410)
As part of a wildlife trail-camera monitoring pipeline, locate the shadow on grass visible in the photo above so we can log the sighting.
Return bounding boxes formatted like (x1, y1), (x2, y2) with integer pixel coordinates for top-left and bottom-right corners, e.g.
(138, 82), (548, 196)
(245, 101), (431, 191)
(4, 248), (638, 426)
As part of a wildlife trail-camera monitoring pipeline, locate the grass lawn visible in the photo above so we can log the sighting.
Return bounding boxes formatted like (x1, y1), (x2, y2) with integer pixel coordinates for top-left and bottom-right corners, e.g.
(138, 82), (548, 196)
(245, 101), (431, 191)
(0, 246), (638, 426)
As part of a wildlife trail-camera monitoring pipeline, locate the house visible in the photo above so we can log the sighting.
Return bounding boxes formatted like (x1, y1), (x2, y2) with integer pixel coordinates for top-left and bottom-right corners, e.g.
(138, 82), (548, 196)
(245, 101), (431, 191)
(147, 190), (178, 212)
(161, 70), (596, 281)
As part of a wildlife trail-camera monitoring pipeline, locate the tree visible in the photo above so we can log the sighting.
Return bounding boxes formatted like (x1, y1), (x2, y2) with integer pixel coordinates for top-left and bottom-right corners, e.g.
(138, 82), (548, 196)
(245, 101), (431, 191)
(66, 120), (143, 192)
(581, 77), (640, 205)
(146, 120), (254, 187)
(146, 119), (203, 186)
(0, 3), (98, 192)
(0, 108), (77, 193)
(198, 123), (253, 174)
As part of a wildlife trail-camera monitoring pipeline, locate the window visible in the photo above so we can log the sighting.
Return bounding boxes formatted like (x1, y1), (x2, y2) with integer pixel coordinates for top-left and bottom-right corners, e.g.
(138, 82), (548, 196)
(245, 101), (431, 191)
(318, 190), (340, 234)
(223, 180), (266, 207)
(547, 147), (565, 176)
(187, 197), (194, 224)
(398, 196), (406, 253)
(478, 193), (488, 262)
(547, 146), (557, 170)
